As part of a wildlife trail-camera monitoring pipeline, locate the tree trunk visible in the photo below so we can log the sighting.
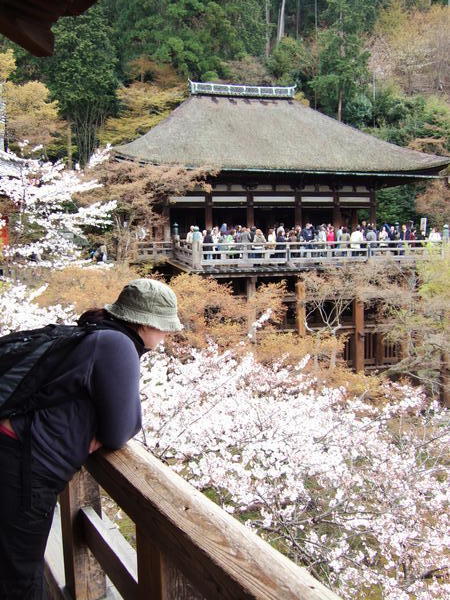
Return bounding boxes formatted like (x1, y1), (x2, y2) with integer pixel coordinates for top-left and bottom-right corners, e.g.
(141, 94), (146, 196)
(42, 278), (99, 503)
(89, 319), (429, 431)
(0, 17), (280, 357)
(67, 122), (72, 169)
(265, 0), (271, 57)
(329, 344), (338, 370)
(296, 0), (301, 39)
(337, 88), (343, 122)
(337, 6), (344, 122)
(277, 0), (286, 44)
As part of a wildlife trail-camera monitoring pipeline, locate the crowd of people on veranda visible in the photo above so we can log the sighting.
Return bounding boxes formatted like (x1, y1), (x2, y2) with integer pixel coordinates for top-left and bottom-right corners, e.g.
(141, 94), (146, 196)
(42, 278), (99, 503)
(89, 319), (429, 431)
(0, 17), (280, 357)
(184, 220), (448, 259)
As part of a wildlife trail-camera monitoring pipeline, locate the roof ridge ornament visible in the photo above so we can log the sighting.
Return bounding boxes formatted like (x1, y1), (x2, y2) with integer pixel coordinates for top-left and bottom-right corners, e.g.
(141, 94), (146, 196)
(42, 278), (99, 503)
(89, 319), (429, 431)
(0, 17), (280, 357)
(189, 80), (296, 99)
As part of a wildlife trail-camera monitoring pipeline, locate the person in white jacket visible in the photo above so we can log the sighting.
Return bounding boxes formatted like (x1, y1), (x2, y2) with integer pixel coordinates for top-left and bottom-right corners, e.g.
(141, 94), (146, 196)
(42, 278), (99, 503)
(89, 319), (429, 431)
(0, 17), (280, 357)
(350, 226), (364, 256)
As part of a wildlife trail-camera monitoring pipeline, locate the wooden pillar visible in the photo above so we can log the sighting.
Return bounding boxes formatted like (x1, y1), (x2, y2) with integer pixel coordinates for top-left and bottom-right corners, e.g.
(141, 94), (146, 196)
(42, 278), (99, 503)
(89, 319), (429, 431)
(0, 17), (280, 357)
(295, 280), (306, 336)
(353, 299), (365, 372)
(136, 528), (163, 600)
(369, 188), (377, 226)
(162, 203), (171, 241)
(60, 469), (106, 600)
(246, 192), (254, 227)
(440, 351), (450, 408)
(205, 193), (213, 231)
(375, 332), (384, 367)
(294, 192), (302, 228)
(332, 188), (342, 228)
(351, 209), (358, 230)
(246, 276), (257, 341)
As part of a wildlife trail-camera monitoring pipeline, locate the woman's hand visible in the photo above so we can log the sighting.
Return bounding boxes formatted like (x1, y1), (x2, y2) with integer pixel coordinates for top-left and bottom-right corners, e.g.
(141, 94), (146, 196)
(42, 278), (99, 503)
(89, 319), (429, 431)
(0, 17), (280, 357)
(89, 437), (103, 454)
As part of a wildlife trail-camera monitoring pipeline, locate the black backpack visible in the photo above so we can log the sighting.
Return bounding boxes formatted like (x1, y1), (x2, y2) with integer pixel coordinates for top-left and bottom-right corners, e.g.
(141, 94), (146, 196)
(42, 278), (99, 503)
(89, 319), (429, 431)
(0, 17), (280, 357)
(0, 323), (100, 419)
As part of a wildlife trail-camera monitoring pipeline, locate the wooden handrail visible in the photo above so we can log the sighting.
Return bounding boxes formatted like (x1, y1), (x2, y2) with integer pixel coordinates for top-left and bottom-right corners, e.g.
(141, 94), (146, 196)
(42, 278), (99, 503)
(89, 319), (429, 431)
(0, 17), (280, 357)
(143, 239), (444, 270)
(51, 440), (343, 600)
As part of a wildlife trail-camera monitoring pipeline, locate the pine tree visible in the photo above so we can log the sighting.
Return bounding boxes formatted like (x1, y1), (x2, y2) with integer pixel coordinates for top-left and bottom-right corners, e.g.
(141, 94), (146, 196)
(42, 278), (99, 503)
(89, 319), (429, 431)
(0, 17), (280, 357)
(43, 4), (118, 165)
(310, 0), (371, 120)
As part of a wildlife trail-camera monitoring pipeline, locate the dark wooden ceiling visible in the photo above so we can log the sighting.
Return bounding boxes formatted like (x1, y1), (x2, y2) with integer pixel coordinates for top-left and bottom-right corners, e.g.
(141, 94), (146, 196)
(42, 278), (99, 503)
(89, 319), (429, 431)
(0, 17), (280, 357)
(0, 1), (97, 56)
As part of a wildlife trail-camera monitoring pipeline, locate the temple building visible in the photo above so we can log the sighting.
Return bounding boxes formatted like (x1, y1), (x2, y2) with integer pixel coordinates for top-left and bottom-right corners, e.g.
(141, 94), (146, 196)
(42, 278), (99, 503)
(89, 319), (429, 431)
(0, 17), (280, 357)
(115, 82), (448, 239)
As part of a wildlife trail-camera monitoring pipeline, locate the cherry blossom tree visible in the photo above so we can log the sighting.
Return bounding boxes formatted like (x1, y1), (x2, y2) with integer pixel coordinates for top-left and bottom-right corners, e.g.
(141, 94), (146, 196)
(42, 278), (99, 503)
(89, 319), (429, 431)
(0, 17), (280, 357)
(0, 243), (448, 600)
(0, 145), (115, 265)
(138, 343), (449, 600)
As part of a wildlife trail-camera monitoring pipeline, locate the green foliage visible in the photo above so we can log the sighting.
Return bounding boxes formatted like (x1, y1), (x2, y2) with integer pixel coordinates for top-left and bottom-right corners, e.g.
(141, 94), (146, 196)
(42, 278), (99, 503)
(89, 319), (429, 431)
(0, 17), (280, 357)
(343, 93), (373, 128)
(266, 37), (314, 87)
(376, 184), (422, 226)
(108, 0), (266, 81)
(364, 89), (450, 158)
(42, 4), (118, 164)
(310, 1), (371, 119)
(98, 82), (186, 146)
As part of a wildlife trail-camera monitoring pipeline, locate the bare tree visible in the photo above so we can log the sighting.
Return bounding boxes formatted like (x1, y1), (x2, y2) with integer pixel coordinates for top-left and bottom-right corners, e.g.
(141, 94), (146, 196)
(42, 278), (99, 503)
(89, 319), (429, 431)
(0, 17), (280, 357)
(84, 161), (215, 263)
(302, 260), (402, 368)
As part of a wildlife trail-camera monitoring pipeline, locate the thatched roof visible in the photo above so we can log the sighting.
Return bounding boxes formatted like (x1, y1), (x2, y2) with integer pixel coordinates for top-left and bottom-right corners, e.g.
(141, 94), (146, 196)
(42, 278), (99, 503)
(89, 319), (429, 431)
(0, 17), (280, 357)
(115, 94), (448, 177)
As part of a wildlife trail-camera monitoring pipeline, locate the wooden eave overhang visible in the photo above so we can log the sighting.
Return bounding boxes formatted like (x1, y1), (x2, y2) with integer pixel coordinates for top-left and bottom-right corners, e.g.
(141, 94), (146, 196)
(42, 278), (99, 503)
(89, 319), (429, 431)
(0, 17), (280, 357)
(0, 0), (97, 57)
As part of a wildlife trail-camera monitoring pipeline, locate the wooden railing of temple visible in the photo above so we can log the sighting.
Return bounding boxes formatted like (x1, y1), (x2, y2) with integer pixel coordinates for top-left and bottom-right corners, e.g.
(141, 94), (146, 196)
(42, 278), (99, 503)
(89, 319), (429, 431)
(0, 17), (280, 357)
(45, 440), (342, 600)
(136, 239), (444, 270)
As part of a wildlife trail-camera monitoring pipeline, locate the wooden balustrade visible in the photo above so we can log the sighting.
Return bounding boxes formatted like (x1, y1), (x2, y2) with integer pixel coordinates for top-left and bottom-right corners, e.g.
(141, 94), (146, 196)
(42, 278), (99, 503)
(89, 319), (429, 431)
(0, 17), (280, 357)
(46, 440), (343, 600)
(141, 239), (445, 271)
(135, 241), (173, 261)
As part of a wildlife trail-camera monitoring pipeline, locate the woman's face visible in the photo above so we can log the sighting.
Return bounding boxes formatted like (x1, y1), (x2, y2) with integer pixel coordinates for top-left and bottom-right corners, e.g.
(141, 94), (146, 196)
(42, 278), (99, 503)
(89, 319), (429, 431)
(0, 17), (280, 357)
(138, 326), (168, 349)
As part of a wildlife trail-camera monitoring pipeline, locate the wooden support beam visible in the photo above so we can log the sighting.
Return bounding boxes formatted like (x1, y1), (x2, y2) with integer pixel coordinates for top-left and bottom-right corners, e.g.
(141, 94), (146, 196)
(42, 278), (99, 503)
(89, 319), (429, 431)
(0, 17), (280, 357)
(440, 350), (450, 408)
(60, 469), (106, 600)
(162, 203), (171, 241)
(205, 193), (213, 230)
(353, 299), (365, 373)
(246, 276), (257, 341)
(295, 280), (306, 336)
(375, 332), (384, 367)
(369, 188), (377, 226)
(333, 189), (342, 228)
(162, 557), (206, 600)
(294, 193), (302, 228)
(246, 192), (254, 227)
(81, 507), (138, 599)
(136, 526), (164, 600)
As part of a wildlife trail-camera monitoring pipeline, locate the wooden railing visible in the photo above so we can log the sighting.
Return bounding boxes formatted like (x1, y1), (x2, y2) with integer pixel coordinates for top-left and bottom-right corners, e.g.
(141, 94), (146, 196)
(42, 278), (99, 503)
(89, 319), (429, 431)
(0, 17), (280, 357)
(135, 241), (173, 261)
(136, 240), (444, 271)
(45, 440), (342, 600)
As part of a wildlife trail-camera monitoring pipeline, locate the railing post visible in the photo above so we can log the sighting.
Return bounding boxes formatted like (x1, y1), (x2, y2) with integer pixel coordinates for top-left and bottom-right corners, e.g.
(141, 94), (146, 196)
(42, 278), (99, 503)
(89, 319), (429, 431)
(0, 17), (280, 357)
(136, 527), (163, 600)
(192, 241), (202, 269)
(60, 468), (106, 600)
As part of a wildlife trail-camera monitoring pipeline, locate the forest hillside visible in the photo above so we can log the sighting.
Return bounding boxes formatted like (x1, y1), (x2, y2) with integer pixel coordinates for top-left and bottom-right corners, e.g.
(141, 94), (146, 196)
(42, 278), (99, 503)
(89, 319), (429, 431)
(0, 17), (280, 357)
(0, 0), (449, 225)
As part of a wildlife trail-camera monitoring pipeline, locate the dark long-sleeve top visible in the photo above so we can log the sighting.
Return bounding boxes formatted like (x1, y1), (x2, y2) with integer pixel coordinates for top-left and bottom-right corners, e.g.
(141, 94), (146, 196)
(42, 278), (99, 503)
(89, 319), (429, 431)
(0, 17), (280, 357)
(12, 326), (145, 484)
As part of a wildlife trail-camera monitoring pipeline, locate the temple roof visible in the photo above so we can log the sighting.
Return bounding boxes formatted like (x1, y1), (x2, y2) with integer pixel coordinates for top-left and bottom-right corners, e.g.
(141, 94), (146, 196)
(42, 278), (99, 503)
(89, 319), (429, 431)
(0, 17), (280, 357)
(114, 91), (449, 177)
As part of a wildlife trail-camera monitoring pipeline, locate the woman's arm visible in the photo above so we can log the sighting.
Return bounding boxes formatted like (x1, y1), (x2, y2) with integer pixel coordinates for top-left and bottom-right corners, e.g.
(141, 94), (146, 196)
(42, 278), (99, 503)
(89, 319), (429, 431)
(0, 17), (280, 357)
(90, 331), (142, 449)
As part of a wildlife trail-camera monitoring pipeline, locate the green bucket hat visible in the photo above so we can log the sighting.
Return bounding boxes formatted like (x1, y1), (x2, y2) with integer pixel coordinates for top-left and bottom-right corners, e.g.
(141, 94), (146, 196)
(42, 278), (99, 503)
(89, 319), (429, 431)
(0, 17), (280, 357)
(105, 279), (183, 332)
